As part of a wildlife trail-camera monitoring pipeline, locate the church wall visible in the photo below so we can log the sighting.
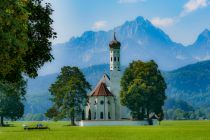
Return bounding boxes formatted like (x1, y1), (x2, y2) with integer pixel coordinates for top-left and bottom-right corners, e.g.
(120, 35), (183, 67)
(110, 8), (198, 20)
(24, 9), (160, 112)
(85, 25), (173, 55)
(87, 96), (116, 120)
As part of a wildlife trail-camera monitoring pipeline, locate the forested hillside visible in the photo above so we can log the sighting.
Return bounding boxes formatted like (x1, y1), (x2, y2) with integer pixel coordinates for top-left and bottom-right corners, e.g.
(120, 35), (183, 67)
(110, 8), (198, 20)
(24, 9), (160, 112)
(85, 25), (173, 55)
(24, 61), (210, 120)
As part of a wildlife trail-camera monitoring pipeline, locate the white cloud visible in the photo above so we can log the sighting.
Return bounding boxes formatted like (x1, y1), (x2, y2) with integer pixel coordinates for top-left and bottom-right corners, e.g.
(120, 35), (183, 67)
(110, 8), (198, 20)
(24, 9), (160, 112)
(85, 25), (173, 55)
(194, 54), (210, 61)
(118, 0), (145, 4)
(176, 55), (187, 60)
(83, 53), (92, 62)
(181, 0), (209, 16)
(92, 21), (107, 30)
(151, 17), (174, 27)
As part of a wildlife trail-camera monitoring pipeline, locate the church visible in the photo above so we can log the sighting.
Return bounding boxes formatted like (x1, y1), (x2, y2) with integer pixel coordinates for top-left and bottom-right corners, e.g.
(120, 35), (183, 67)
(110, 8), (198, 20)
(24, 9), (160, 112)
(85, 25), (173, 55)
(85, 33), (130, 120)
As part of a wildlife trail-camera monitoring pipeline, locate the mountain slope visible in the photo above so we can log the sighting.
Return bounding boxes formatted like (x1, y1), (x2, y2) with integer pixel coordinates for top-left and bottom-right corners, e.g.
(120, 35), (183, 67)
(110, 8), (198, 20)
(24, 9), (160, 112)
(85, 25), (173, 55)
(26, 61), (210, 114)
(164, 60), (210, 108)
(41, 17), (210, 75)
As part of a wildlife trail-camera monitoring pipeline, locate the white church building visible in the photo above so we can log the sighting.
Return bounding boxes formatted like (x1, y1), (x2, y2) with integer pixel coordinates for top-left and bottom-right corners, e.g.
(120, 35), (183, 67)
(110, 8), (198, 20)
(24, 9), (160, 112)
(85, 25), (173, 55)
(78, 33), (158, 126)
(85, 33), (130, 121)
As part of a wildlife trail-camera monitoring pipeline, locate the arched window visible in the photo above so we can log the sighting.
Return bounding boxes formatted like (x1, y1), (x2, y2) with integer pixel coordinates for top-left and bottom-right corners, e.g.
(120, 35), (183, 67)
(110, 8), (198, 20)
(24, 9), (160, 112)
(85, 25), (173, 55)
(108, 112), (111, 119)
(111, 57), (112, 62)
(94, 112), (96, 120)
(118, 57), (119, 62)
(82, 110), (85, 120)
(88, 109), (91, 120)
(114, 57), (116, 61)
(100, 100), (104, 105)
(100, 112), (103, 119)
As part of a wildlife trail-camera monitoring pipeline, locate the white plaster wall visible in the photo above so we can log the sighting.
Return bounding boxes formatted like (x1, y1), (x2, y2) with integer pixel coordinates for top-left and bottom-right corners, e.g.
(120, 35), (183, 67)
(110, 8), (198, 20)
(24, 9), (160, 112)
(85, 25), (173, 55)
(88, 96), (116, 120)
(78, 120), (158, 126)
(110, 71), (121, 120)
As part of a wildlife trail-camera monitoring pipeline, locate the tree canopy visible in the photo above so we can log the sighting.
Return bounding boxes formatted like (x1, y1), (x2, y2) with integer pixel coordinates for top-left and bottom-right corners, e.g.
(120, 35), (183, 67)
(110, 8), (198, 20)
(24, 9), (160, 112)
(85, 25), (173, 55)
(120, 60), (167, 122)
(47, 66), (91, 125)
(0, 0), (56, 126)
(0, 0), (56, 80)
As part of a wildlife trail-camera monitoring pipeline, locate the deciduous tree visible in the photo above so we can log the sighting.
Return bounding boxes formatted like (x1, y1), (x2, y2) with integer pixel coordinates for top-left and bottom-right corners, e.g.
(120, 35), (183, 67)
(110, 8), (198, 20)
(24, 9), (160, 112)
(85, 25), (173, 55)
(120, 60), (166, 123)
(0, 0), (56, 126)
(48, 66), (91, 125)
(0, 79), (26, 126)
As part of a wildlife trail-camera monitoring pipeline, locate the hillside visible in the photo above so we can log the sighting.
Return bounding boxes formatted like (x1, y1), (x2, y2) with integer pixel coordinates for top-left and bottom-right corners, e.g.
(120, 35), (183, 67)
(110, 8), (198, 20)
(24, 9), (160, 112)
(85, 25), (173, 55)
(164, 60), (210, 110)
(25, 61), (210, 115)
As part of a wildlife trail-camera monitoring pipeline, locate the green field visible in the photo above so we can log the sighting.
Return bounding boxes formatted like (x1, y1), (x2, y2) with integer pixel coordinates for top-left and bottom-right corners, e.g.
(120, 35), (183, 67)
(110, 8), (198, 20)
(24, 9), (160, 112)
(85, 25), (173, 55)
(0, 121), (209, 140)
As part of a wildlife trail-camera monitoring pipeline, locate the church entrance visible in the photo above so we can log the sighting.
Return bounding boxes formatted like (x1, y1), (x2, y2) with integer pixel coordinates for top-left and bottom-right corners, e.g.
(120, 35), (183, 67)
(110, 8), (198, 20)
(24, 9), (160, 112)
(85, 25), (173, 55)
(88, 109), (91, 120)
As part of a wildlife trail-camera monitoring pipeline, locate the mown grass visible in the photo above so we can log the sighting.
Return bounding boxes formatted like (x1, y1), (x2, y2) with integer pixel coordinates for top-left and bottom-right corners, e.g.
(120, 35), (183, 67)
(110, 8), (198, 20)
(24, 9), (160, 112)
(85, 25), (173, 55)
(0, 120), (209, 140)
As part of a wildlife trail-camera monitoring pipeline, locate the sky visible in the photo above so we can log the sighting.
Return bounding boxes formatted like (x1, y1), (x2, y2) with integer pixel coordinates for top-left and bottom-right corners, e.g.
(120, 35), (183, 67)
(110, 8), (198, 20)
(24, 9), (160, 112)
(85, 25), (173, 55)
(44, 0), (210, 46)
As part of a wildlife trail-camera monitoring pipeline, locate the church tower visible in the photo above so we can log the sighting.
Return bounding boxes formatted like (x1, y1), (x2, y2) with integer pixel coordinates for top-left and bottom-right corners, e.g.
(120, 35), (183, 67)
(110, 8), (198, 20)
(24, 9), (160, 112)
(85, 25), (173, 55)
(109, 32), (121, 120)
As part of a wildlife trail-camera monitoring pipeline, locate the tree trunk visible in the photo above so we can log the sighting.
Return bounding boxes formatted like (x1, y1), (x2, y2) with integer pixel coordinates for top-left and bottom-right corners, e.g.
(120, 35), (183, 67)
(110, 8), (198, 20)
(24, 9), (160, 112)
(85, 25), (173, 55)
(0, 116), (4, 126)
(71, 116), (75, 126)
(146, 108), (153, 125)
(146, 108), (149, 119)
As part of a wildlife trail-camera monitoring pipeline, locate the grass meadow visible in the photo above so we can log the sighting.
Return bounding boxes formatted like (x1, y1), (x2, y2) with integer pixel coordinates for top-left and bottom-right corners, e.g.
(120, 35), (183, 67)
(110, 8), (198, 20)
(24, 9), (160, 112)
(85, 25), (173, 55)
(0, 120), (209, 140)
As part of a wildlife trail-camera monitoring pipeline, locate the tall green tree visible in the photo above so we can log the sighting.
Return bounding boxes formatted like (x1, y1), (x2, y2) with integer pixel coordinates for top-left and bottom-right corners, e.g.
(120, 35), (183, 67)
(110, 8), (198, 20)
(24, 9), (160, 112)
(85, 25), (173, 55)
(0, 79), (26, 126)
(120, 60), (167, 122)
(0, 0), (56, 126)
(48, 66), (91, 125)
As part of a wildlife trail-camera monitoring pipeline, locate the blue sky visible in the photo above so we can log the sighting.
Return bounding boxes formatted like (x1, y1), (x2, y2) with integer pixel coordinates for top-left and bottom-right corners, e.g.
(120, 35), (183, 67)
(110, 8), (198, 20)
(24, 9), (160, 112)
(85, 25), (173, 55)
(37, 0), (210, 76)
(44, 0), (210, 45)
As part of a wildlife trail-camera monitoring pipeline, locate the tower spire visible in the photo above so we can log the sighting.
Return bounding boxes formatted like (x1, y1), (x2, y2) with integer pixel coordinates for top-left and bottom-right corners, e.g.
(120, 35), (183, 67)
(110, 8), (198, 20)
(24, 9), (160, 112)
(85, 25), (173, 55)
(114, 31), (116, 40)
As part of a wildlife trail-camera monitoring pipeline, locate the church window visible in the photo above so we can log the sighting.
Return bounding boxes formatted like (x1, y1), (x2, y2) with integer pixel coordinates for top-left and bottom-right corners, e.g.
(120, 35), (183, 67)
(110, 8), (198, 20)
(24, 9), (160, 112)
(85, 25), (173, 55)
(100, 100), (104, 105)
(88, 109), (91, 120)
(100, 112), (103, 119)
(108, 112), (111, 119)
(94, 112), (96, 120)
(114, 57), (116, 61)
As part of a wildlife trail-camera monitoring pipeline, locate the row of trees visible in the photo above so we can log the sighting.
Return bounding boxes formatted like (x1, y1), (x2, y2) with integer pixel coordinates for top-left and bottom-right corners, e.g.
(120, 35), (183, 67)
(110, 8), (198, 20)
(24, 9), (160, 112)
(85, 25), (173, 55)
(47, 60), (167, 125)
(165, 109), (208, 120)
(0, 0), (56, 126)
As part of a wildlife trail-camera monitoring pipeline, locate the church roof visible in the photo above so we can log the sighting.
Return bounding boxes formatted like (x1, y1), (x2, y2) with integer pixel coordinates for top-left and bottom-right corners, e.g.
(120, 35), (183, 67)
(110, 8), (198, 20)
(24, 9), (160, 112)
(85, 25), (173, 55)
(89, 73), (113, 97)
(90, 82), (113, 97)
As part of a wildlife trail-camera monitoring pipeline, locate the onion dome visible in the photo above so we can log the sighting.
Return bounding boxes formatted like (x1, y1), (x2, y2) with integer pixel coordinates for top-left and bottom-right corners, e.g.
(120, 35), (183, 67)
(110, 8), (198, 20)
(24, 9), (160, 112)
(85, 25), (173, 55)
(109, 32), (121, 49)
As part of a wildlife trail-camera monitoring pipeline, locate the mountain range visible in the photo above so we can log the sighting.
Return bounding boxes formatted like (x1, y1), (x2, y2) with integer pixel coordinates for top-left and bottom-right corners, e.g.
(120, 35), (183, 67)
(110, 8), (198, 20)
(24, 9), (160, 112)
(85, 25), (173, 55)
(42, 16), (210, 75)
(24, 16), (210, 116)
